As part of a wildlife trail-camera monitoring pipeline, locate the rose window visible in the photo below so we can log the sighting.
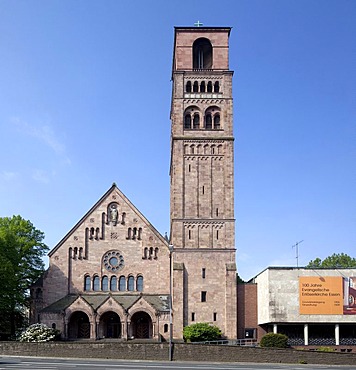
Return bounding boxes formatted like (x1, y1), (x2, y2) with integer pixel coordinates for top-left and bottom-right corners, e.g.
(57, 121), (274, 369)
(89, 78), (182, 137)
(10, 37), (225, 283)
(103, 251), (124, 273)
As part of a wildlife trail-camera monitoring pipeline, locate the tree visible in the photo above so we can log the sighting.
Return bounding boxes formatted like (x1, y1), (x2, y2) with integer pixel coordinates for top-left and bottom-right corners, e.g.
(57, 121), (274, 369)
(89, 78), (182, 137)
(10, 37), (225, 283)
(0, 216), (48, 337)
(183, 323), (222, 342)
(306, 253), (356, 268)
(260, 333), (288, 348)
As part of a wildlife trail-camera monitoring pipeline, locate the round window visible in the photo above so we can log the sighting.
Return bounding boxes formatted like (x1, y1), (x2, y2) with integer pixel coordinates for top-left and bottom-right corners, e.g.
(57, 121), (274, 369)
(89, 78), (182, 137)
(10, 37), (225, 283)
(103, 251), (124, 273)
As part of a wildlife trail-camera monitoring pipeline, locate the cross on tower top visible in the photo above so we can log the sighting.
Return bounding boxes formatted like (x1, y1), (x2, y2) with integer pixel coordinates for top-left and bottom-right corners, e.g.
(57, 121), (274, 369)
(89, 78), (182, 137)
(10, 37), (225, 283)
(194, 20), (203, 27)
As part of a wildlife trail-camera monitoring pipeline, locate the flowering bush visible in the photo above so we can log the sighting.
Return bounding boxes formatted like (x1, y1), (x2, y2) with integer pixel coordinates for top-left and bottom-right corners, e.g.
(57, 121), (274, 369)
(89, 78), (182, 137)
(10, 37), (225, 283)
(19, 323), (59, 342)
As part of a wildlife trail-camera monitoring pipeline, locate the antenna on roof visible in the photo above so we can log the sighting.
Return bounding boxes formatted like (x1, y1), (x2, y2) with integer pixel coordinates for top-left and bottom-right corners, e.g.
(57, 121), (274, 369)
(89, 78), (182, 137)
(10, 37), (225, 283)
(292, 240), (304, 268)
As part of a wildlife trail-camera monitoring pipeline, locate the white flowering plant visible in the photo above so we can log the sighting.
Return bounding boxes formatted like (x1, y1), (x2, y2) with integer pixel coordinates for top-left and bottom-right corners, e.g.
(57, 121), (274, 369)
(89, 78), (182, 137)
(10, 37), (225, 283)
(19, 323), (60, 342)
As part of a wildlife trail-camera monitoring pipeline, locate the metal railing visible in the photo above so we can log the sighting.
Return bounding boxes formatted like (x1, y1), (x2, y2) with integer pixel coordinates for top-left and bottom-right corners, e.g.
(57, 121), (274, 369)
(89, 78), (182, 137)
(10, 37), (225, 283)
(190, 338), (257, 346)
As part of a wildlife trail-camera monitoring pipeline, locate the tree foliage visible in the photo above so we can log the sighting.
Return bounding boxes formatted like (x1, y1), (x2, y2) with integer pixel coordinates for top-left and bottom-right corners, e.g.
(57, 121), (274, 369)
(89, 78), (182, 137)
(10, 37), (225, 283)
(260, 333), (288, 348)
(0, 216), (48, 337)
(183, 323), (222, 342)
(306, 253), (356, 268)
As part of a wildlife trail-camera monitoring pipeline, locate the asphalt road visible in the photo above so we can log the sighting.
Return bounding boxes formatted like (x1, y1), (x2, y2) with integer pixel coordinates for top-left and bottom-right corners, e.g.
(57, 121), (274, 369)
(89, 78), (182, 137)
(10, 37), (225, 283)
(0, 357), (356, 370)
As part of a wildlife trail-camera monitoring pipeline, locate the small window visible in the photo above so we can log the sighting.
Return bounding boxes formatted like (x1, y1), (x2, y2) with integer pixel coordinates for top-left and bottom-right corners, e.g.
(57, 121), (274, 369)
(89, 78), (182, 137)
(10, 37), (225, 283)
(191, 312), (195, 322)
(214, 114), (220, 129)
(200, 81), (205, 93)
(202, 268), (206, 279)
(110, 276), (117, 291)
(201, 291), (207, 302)
(213, 312), (217, 321)
(119, 276), (126, 291)
(202, 186), (205, 195)
(164, 324), (168, 333)
(216, 230), (219, 240)
(128, 276), (134, 291)
(186, 81), (192, 92)
(205, 113), (212, 129)
(193, 81), (199, 92)
(214, 81), (219, 93)
(193, 114), (200, 129)
(184, 114), (192, 129)
(52, 323), (56, 329)
(188, 230), (191, 239)
(102, 276), (109, 291)
(207, 81), (213, 92)
(137, 276), (143, 292)
(216, 208), (219, 217)
(84, 275), (91, 291)
(93, 276), (100, 291)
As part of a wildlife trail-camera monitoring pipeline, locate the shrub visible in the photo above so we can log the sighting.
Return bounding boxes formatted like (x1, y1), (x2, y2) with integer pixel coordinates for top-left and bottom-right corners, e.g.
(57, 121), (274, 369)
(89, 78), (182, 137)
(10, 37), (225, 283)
(19, 323), (59, 342)
(316, 346), (334, 352)
(183, 322), (222, 342)
(260, 333), (288, 348)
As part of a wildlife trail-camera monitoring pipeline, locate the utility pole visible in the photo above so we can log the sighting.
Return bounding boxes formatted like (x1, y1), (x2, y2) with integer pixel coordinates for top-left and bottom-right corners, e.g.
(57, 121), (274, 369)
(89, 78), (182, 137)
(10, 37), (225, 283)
(292, 240), (304, 268)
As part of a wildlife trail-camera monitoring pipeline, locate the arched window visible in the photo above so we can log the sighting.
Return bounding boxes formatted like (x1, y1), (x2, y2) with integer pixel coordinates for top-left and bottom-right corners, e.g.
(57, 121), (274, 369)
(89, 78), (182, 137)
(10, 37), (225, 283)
(193, 38), (213, 69)
(205, 113), (212, 129)
(184, 114), (191, 129)
(52, 323), (56, 329)
(214, 114), (220, 129)
(186, 81), (192, 92)
(214, 81), (220, 93)
(207, 81), (213, 92)
(149, 247), (154, 259)
(154, 247), (159, 259)
(164, 324), (168, 333)
(110, 276), (117, 291)
(102, 276), (109, 291)
(143, 247), (148, 259)
(119, 276), (126, 291)
(84, 275), (91, 291)
(137, 276), (143, 292)
(200, 81), (205, 93)
(138, 228), (142, 240)
(128, 276), (134, 291)
(93, 275), (100, 291)
(193, 81), (199, 92)
(127, 228), (132, 240)
(193, 114), (200, 129)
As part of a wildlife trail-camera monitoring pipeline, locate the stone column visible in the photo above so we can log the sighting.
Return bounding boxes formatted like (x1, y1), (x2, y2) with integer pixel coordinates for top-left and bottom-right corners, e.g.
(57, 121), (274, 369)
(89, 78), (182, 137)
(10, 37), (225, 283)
(273, 324), (278, 334)
(335, 324), (340, 346)
(304, 324), (309, 346)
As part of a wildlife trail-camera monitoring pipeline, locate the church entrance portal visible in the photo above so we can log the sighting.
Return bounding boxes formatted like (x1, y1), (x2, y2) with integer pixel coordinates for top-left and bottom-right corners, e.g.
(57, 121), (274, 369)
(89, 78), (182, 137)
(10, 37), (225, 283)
(131, 312), (152, 339)
(100, 311), (121, 338)
(68, 311), (90, 339)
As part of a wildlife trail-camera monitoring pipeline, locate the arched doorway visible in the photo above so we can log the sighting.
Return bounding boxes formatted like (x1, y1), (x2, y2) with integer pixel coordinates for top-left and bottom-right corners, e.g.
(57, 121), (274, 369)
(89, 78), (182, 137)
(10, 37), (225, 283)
(100, 311), (121, 338)
(68, 311), (90, 339)
(131, 312), (152, 339)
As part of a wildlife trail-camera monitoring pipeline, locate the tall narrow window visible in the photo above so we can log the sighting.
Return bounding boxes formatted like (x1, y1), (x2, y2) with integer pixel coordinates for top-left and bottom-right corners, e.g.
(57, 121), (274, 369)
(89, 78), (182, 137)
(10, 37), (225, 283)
(193, 81), (199, 92)
(205, 113), (212, 129)
(191, 312), (195, 322)
(193, 38), (213, 69)
(137, 276), (143, 292)
(200, 81), (205, 92)
(201, 291), (207, 302)
(214, 81), (219, 93)
(84, 275), (91, 291)
(216, 208), (219, 216)
(202, 268), (206, 279)
(110, 276), (117, 291)
(188, 230), (191, 239)
(193, 114), (200, 129)
(213, 312), (217, 321)
(202, 186), (205, 194)
(93, 276), (100, 291)
(128, 276), (134, 291)
(119, 276), (126, 291)
(102, 276), (109, 291)
(214, 114), (220, 129)
(184, 114), (192, 129)
(207, 81), (213, 92)
(186, 81), (192, 92)
(216, 230), (219, 240)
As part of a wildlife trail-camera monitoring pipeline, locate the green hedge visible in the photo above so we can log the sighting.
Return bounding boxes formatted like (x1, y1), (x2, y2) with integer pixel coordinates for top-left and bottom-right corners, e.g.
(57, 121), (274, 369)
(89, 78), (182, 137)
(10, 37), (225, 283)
(260, 333), (288, 348)
(183, 323), (221, 342)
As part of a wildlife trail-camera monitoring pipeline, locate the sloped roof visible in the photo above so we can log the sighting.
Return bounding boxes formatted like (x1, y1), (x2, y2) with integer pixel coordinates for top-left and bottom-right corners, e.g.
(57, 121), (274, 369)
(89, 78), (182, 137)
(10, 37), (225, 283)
(41, 294), (170, 313)
(49, 183), (168, 257)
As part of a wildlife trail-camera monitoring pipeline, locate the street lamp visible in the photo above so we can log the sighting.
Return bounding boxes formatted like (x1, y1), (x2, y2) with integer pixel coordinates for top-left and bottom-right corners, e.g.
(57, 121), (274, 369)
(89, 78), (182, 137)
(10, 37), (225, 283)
(168, 244), (174, 361)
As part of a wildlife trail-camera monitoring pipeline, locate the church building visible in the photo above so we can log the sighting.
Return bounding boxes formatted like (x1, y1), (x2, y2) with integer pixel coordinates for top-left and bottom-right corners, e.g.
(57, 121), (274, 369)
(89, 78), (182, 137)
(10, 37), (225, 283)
(30, 26), (238, 341)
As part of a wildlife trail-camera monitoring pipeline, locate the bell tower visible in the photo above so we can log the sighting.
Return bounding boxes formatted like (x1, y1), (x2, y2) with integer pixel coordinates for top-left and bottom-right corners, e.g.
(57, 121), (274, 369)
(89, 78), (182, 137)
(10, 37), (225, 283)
(170, 26), (237, 338)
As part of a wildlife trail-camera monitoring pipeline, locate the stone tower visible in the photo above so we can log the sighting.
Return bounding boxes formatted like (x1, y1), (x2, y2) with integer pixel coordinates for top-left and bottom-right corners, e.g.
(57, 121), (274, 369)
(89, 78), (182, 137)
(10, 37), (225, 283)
(170, 26), (237, 339)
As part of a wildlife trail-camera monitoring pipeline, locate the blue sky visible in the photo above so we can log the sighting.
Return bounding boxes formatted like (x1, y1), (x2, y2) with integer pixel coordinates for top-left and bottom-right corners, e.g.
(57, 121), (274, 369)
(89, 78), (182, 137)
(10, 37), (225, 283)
(0, 0), (355, 280)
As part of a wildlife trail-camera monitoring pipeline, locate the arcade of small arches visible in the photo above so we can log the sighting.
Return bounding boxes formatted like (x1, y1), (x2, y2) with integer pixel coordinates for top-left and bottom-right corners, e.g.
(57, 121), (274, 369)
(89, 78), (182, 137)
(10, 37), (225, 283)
(64, 309), (157, 340)
(185, 80), (220, 94)
(184, 106), (221, 130)
(84, 274), (144, 292)
(184, 143), (223, 155)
